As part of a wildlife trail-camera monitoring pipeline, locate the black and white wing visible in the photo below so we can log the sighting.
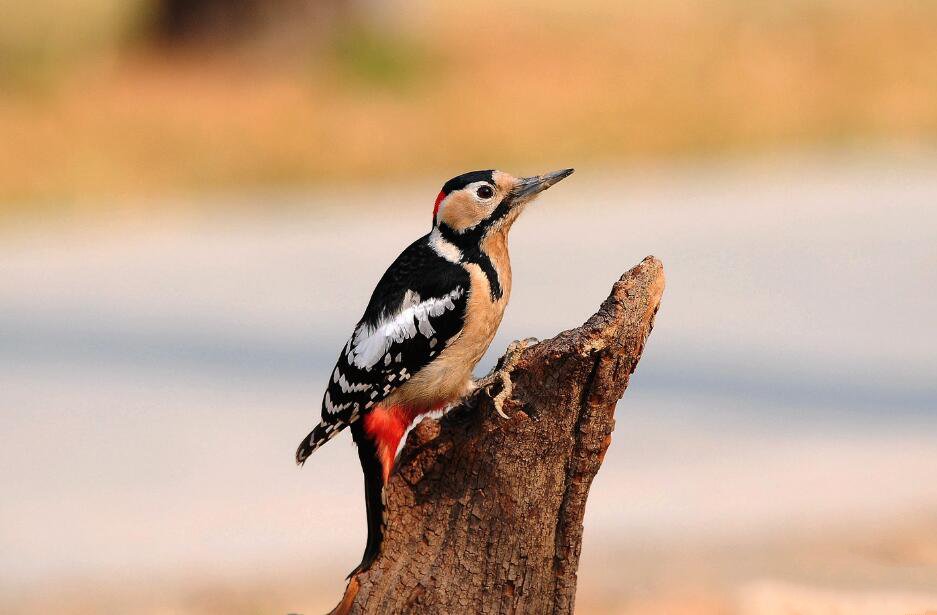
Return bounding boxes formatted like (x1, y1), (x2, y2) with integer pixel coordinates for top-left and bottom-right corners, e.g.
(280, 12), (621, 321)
(296, 235), (469, 463)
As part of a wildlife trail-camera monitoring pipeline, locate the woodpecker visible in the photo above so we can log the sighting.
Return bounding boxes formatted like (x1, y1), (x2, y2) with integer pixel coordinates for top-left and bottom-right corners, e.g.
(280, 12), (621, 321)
(295, 168), (574, 576)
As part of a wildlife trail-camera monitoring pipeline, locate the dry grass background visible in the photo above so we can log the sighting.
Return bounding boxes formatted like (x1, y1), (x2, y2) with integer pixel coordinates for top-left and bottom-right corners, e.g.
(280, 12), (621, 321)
(1, 0), (936, 211)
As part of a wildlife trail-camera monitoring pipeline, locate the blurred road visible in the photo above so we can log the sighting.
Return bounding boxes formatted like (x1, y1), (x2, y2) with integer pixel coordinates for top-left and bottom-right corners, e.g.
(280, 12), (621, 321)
(1, 154), (936, 609)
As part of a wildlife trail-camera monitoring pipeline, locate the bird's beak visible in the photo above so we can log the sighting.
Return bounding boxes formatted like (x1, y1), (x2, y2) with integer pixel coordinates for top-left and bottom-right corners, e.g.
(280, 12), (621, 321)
(512, 168), (575, 200)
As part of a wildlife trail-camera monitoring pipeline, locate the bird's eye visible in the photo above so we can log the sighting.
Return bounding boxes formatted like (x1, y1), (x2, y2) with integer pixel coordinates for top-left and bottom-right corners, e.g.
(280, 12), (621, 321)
(476, 185), (494, 199)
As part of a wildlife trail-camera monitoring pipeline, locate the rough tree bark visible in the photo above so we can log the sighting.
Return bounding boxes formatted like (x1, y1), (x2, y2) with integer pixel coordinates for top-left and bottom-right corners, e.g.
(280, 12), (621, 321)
(331, 256), (665, 615)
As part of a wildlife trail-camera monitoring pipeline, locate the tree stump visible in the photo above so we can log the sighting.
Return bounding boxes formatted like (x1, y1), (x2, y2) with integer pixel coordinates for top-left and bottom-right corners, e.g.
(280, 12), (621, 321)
(331, 256), (665, 614)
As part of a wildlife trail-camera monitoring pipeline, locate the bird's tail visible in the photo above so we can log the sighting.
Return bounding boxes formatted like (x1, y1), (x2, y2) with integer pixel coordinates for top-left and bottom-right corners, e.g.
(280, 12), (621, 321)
(295, 420), (344, 465)
(348, 421), (385, 578)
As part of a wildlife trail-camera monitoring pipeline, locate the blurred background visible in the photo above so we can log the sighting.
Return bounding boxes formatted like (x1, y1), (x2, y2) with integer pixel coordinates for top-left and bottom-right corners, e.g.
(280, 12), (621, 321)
(1, 1), (936, 613)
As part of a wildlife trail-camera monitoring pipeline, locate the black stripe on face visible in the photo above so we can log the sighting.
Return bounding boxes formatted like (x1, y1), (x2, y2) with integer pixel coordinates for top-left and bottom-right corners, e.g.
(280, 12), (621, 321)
(438, 220), (506, 301)
(437, 190), (514, 245)
(435, 174), (516, 301)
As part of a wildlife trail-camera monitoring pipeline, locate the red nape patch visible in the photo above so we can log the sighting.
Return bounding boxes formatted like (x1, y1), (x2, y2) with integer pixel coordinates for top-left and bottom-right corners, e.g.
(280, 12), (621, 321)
(432, 190), (446, 222)
(363, 405), (421, 483)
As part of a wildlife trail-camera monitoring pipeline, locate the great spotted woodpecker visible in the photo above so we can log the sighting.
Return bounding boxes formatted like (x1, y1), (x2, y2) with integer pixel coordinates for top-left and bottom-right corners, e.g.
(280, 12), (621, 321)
(295, 168), (574, 576)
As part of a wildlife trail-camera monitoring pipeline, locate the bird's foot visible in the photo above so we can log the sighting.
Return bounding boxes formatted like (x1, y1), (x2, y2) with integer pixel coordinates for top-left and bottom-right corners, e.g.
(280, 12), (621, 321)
(474, 337), (538, 418)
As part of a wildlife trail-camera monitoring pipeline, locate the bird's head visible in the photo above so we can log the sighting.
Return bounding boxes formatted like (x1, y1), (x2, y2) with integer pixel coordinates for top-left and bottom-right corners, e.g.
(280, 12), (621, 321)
(432, 169), (574, 237)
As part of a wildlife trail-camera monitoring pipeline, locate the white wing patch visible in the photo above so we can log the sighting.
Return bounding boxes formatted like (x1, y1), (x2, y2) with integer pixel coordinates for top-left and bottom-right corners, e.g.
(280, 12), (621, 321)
(348, 287), (464, 370)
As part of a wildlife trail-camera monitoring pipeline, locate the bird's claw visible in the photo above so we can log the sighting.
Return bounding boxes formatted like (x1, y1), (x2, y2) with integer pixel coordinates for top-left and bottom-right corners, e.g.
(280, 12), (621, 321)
(475, 337), (538, 418)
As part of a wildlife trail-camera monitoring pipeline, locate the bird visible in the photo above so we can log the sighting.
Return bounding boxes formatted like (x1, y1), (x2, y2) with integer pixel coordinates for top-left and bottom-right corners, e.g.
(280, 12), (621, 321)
(295, 168), (574, 577)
